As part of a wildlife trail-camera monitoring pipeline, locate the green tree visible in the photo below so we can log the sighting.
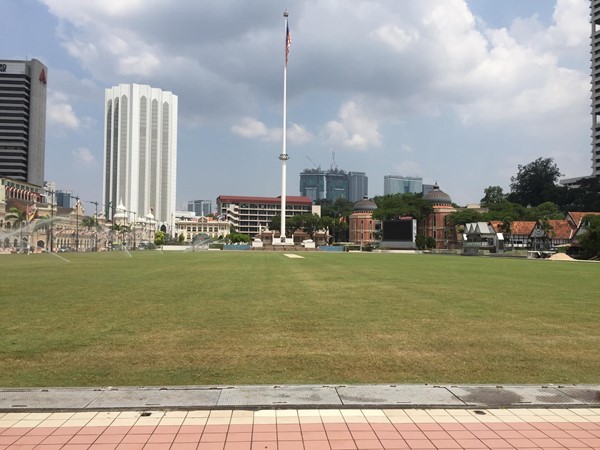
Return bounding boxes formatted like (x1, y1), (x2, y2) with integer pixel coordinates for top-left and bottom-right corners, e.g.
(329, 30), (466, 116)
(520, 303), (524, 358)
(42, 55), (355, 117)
(558, 176), (600, 212)
(178, 233), (185, 243)
(481, 186), (507, 207)
(81, 216), (98, 231)
(291, 213), (322, 238)
(111, 223), (131, 249)
(527, 202), (563, 221)
(509, 157), (562, 207)
(228, 233), (250, 244)
(535, 218), (553, 251)
(579, 215), (600, 258)
(447, 210), (485, 229)
(426, 236), (436, 249)
(317, 198), (354, 219)
(5, 207), (27, 250)
(415, 234), (427, 250)
(483, 201), (527, 222)
(372, 193), (432, 221)
(269, 214), (281, 234)
(154, 230), (166, 246)
(317, 198), (353, 242)
(285, 215), (302, 236)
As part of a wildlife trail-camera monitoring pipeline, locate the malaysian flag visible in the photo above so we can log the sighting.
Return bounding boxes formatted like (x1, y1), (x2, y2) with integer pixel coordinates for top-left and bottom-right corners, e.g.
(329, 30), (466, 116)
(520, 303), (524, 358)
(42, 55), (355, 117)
(285, 23), (292, 66)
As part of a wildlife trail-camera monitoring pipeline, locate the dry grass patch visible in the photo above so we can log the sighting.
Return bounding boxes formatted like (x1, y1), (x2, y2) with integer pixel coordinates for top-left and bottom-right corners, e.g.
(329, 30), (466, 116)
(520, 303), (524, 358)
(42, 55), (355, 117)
(0, 251), (599, 386)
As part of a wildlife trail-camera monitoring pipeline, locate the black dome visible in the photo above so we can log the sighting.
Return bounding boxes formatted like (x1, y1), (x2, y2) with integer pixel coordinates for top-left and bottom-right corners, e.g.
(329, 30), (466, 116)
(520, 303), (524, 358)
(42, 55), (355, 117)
(353, 197), (377, 212)
(423, 184), (452, 205)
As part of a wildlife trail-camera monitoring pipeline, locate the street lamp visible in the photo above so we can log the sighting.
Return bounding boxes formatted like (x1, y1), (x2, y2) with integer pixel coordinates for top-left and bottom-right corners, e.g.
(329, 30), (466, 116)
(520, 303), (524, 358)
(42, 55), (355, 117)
(74, 195), (80, 252)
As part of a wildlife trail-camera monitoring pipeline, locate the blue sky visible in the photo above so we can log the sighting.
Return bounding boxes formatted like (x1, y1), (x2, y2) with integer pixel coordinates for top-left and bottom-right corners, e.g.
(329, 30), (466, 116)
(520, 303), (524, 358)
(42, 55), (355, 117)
(0, 0), (592, 210)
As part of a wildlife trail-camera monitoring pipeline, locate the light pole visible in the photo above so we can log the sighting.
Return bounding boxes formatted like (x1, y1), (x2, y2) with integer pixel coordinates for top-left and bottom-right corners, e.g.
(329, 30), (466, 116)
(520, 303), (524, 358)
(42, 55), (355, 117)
(279, 10), (291, 244)
(74, 195), (80, 252)
(89, 200), (99, 251)
(132, 211), (137, 249)
(47, 189), (55, 252)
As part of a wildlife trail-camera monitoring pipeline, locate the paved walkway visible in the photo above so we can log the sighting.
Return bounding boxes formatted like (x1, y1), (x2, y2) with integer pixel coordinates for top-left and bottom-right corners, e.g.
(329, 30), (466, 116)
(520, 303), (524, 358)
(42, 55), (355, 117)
(1, 385), (599, 411)
(1, 385), (600, 449)
(2, 407), (600, 449)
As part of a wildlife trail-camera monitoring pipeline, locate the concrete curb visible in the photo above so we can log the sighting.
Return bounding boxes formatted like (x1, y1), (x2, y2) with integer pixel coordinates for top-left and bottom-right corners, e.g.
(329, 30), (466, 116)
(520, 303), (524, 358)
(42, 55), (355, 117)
(1, 384), (599, 412)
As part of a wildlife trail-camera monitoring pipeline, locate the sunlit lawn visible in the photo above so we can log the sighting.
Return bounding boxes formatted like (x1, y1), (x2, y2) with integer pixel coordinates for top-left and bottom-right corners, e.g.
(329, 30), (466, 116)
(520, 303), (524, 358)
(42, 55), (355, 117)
(0, 250), (599, 387)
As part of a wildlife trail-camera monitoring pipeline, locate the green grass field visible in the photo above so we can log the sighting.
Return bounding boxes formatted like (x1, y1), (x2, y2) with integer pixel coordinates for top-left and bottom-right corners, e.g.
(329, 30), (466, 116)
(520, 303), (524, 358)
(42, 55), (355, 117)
(0, 251), (599, 387)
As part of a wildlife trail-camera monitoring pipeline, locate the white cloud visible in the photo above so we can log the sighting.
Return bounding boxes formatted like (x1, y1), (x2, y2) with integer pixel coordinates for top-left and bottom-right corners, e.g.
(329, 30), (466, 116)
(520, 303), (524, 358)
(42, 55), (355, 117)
(72, 147), (96, 167)
(34, 0), (593, 201)
(231, 117), (313, 145)
(323, 101), (382, 151)
(371, 25), (418, 52)
(230, 117), (279, 142)
(41, 0), (589, 134)
(231, 117), (269, 139)
(47, 91), (80, 131)
(391, 160), (423, 178)
(288, 123), (313, 145)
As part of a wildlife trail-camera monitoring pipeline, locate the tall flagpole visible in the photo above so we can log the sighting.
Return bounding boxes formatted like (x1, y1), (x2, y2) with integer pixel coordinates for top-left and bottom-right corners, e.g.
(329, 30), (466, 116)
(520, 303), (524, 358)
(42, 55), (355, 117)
(279, 10), (290, 244)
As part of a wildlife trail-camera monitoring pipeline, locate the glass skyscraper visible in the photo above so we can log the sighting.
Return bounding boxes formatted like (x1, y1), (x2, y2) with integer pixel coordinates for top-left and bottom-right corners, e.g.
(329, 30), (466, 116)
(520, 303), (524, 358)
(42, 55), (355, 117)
(384, 175), (423, 195)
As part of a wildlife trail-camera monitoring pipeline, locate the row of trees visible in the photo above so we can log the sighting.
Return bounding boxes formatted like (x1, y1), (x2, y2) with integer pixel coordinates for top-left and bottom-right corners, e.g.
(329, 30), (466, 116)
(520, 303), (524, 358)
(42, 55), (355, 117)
(262, 156), (599, 255)
(483, 157), (600, 212)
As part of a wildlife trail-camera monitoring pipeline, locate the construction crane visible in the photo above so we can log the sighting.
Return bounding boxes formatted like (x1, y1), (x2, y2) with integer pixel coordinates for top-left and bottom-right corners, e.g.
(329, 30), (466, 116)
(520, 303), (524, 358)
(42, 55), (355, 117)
(330, 150), (338, 171)
(305, 155), (320, 170)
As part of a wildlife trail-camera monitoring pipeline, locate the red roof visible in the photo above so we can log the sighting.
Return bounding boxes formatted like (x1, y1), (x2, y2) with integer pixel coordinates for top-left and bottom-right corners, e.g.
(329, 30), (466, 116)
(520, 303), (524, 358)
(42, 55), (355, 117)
(546, 220), (573, 239)
(510, 221), (536, 236)
(217, 195), (313, 206)
(567, 211), (600, 229)
(489, 221), (502, 232)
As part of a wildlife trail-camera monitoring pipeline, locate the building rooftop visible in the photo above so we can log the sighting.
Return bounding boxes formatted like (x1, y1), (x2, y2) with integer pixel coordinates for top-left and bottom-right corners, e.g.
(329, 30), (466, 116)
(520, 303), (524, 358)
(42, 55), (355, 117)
(217, 195), (313, 205)
(423, 183), (452, 206)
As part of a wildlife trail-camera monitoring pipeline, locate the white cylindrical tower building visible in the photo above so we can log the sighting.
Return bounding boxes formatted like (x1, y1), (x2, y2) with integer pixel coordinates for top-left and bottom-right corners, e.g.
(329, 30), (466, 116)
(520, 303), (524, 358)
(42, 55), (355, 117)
(102, 84), (178, 227)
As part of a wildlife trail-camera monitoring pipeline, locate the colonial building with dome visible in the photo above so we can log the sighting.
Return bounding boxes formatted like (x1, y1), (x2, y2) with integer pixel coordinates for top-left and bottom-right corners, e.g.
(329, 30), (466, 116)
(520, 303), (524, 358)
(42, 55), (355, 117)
(349, 197), (378, 245)
(419, 183), (457, 249)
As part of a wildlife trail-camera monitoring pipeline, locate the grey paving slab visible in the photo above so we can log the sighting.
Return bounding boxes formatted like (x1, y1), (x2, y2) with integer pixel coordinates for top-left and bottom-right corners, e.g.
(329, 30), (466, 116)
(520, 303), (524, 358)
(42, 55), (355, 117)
(87, 387), (221, 409)
(217, 385), (341, 407)
(337, 385), (465, 407)
(447, 385), (586, 407)
(2, 385), (600, 412)
(556, 386), (600, 405)
(0, 389), (101, 410)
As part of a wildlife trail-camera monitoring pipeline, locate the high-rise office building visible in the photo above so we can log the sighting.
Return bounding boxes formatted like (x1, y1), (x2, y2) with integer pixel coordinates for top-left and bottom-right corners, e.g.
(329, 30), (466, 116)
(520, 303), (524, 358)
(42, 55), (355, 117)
(384, 175), (423, 195)
(55, 190), (72, 208)
(326, 170), (349, 202)
(0, 59), (47, 186)
(592, 1), (600, 176)
(348, 171), (368, 202)
(188, 199), (212, 217)
(299, 169), (326, 202)
(103, 84), (178, 225)
(299, 168), (367, 203)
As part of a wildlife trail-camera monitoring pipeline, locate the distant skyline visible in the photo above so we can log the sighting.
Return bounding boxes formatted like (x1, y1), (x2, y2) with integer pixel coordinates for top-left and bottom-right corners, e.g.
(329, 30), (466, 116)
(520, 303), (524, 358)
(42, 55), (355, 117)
(0, 0), (592, 209)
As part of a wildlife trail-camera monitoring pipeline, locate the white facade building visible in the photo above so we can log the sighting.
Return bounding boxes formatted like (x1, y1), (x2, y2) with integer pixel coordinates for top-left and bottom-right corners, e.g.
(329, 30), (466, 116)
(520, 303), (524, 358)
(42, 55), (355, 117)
(102, 84), (178, 228)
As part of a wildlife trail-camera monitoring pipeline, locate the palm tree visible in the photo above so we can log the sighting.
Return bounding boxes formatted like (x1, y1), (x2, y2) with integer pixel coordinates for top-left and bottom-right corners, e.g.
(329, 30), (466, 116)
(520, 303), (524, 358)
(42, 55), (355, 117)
(5, 207), (27, 251)
(81, 216), (97, 231)
(110, 223), (130, 250)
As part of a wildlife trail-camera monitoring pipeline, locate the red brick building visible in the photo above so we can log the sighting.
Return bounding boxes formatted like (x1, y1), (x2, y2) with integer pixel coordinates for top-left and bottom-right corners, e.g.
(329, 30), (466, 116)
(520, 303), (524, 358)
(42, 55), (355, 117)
(349, 197), (377, 245)
(419, 184), (457, 249)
